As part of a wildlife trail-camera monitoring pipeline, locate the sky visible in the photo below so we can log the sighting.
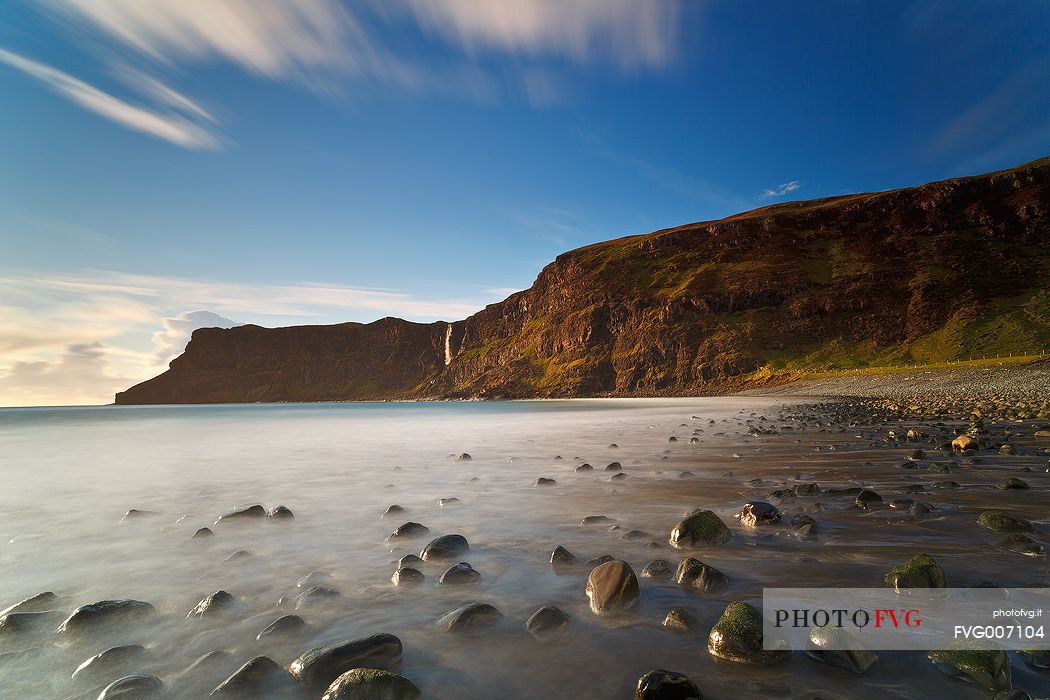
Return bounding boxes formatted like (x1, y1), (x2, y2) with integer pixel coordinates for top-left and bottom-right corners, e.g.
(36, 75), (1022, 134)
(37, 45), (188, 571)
(1, 1), (1049, 406)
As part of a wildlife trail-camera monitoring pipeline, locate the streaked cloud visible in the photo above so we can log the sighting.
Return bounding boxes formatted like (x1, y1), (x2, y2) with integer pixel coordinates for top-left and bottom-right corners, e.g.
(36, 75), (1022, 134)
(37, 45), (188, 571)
(0, 48), (220, 150)
(0, 342), (132, 407)
(404, 0), (681, 70)
(758, 181), (802, 199)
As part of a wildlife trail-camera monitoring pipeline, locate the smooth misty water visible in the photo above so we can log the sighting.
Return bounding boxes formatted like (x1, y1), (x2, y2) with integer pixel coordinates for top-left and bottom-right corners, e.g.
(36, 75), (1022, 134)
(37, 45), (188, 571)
(1, 399), (1048, 699)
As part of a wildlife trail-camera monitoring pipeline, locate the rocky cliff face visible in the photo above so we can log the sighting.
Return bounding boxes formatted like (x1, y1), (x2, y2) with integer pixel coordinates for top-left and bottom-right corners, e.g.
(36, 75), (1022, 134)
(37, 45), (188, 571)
(116, 156), (1050, 404)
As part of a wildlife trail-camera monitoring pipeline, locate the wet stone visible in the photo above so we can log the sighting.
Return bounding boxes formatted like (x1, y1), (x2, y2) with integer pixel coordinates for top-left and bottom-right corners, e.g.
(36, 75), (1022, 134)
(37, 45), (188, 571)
(214, 504), (266, 525)
(586, 559), (640, 615)
(391, 568), (425, 586)
(191, 527), (214, 539)
(97, 674), (163, 699)
(289, 634), (404, 691)
(978, 510), (1034, 532)
(928, 646), (1012, 692)
(525, 605), (570, 639)
(998, 534), (1046, 557)
(669, 509), (732, 548)
(707, 601), (789, 665)
(297, 570), (333, 588)
(320, 668), (422, 700)
(437, 603), (502, 633)
(211, 656), (297, 698)
(438, 562), (480, 585)
(397, 554), (423, 569)
(581, 515), (611, 525)
(257, 614), (306, 640)
(550, 545), (577, 568)
(806, 625), (877, 673)
(584, 554), (615, 567)
(389, 522), (430, 539)
(662, 607), (699, 634)
(72, 645), (148, 684)
(641, 560), (674, 579)
(575, 464), (594, 472)
(997, 477), (1030, 490)
(187, 590), (234, 620)
(605, 462), (622, 472)
(420, 534), (469, 561)
(383, 505), (406, 517)
(885, 554), (947, 591)
(267, 505), (294, 519)
(437, 497), (460, 508)
(635, 669), (701, 700)
(295, 586), (341, 608)
(0, 591), (57, 616)
(738, 502), (781, 526)
(536, 477), (556, 486)
(854, 490), (883, 509)
(673, 557), (730, 593)
(58, 600), (154, 635)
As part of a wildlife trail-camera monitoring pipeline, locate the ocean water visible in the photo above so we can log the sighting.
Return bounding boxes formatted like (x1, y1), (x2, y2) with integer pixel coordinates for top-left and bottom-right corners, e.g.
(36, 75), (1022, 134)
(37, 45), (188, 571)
(0, 399), (1046, 699)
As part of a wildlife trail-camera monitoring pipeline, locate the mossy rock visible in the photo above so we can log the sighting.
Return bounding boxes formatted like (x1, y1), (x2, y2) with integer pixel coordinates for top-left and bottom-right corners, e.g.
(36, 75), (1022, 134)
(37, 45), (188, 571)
(978, 511), (1034, 533)
(669, 509), (731, 548)
(928, 646), (1012, 692)
(320, 668), (421, 700)
(884, 554), (946, 590)
(707, 602), (789, 664)
(793, 483), (821, 497)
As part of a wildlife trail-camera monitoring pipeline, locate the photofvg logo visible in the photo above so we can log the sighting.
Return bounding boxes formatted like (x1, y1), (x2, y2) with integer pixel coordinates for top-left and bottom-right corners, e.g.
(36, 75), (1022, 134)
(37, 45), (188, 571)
(762, 588), (1049, 651)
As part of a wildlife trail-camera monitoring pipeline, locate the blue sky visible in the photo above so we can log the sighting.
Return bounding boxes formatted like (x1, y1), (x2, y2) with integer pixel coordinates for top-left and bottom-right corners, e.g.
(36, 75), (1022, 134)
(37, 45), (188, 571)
(1, 1), (1049, 405)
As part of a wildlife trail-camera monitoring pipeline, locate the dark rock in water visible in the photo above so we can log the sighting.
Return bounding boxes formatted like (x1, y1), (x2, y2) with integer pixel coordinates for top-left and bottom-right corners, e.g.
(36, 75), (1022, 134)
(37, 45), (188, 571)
(289, 634), (404, 691)
(928, 646), (1011, 692)
(97, 674), (163, 699)
(793, 483), (821, 497)
(59, 600), (154, 634)
(929, 462), (953, 474)
(438, 562), (480, 585)
(437, 497), (460, 508)
(0, 591), (57, 616)
(536, 477), (556, 486)
(999, 444), (1017, 455)
(211, 656), (297, 698)
(257, 614), (306, 640)
(581, 515), (611, 525)
(996, 477), (1030, 490)
(297, 571), (332, 588)
(550, 545), (577, 568)
(188, 590), (235, 619)
(737, 502), (781, 526)
(669, 509), (732, 548)
(745, 478), (765, 487)
(295, 586), (341, 608)
(397, 554), (423, 569)
(0, 610), (64, 636)
(575, 464), (594, 472)
(389, 522), (430, 539)
(767, 489), (796, 506)
(885, 554), (947, 591)
(619, 529), (650, 542)
(437, 602), (503, 633)
(676, 471), (696, 479)
(268, 505), (294, 519)
(806, 624), (877, 673)
(931, 480), (961, 489)
(854, 490), (883, 509)
(998, 534), (1046, 557)
(420, 534), (469, 561)
(391, 568), (425, 586)
(790, 514), (816, 527)
(977, 510), (1033, 532)
(170, 650), (234, 697)
(952, 435), (981, 453)
(383, 505), (406, 518)
(908, 449), (927, 461)
(456, 453), (472, 462)
(192, 527), (214, 539)
(72, 644), (148, 684)
(668, 436), (678, 443)
(674, 557), (730, 593)
(119, 509), (155, 524)
(794, 523), (819, 540)
(911, 502), (936, 518)
(993, 691), (1032, 700)
(224, 550), (251, 562)
(888, 498), (915, 509)
(605, 462), (622, 472)
(584, 554), (615, 567)
(321, 668), (421, 700)
(586, 560), (640, 615)
(214, 504), (265, 525)
(641, 560), (674, 579)
(662, 607), (699, 634)
(707, 601), (790, 664)
(635, 668), (701, 699)
(609, 473), (627, 481)
(525, 605), (570, 639)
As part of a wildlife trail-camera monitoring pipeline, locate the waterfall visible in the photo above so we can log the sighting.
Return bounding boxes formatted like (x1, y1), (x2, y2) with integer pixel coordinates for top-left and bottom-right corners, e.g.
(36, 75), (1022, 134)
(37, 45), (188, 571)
(444, 322), (453, 366)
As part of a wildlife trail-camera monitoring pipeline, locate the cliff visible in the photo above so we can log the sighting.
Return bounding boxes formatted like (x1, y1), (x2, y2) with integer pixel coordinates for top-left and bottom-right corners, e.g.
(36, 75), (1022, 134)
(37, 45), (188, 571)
(116, 155), (1050, 404)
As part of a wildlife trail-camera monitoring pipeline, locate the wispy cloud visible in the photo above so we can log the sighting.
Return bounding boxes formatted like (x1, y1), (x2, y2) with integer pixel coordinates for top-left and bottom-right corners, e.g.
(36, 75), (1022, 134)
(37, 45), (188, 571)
(0, 47), (220, 149)
(758, 181), (801, 199)
(0, 342), (132, 407)
(404, 0), (681, 70)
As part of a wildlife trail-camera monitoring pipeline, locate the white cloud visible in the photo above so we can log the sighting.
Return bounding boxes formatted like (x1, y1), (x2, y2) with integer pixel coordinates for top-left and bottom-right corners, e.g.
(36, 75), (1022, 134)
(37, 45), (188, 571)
(0, 342), (132, 407)
(152, 310), (242, 366)
(404, 0), (681, 69)
(0, 47), (220, 150)
(759, 181), (802, 199)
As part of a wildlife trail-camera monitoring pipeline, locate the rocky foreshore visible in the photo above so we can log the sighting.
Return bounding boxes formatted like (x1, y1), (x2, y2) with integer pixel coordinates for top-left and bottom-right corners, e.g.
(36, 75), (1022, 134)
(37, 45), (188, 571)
(3, 391), (1050, 699)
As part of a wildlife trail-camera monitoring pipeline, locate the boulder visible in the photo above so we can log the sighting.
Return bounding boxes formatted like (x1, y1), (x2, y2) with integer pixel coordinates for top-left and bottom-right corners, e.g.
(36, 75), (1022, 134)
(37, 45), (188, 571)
(884, 554), (947, 591)
(211, 656), (297, 697)
(635, 669), (701, 699)
(737, 502), (781, 526)
(437, 562), (480, 585)
(71, 644), (147, 684)
(419, 534), (469, 561)
(525, 605), (570, 639)
(978, 511), (1034, 532)
(673, 558), (730, 593)
(256, 614), (306, 640)
(97, 674), (163, 699)
(214, 505), (266, 525)
(289, 634), (404, 691)
(58, 600), (154, 635)
(388, 522), (429, 539)
(187, 590), (234, 619)
(391, 568), (425, 586)
(669, 509), (731, 548)
(437, 603), (502, 633)
(806, 624), (877, 673)
(321, 668), (421, 700)
(585, 560), (640, 615)
(928, 646), (1012, 692)
(707, 602), (789, 664)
